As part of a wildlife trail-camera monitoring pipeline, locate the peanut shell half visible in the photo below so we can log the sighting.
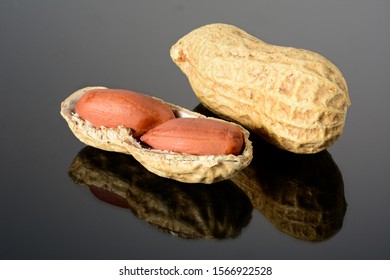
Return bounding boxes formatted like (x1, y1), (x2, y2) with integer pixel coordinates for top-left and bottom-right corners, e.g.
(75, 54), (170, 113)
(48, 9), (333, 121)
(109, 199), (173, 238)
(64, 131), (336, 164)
(60, 86), (253, 184)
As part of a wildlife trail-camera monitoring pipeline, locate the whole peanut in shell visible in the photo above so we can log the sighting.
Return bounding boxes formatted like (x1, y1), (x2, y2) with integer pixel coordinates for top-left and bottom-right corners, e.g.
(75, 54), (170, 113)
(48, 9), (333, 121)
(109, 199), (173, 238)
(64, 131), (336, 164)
(60, 86), (252, 183)
(170, 23), (351, 154)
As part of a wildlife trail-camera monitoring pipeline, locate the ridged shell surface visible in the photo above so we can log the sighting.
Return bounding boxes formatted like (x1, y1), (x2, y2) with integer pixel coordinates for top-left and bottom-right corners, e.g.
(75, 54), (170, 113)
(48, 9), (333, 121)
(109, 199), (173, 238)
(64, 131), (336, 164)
(171, 23), (350, 153)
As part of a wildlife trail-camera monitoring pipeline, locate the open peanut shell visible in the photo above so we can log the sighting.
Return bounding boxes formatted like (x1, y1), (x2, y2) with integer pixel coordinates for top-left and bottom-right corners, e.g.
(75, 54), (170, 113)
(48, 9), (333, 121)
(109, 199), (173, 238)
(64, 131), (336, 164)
(60, 86), (253, 184)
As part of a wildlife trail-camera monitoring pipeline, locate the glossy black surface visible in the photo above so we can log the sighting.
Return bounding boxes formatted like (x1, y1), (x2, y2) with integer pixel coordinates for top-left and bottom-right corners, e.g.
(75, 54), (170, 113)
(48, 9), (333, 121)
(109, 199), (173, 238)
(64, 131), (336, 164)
(1, 0), (389, 259)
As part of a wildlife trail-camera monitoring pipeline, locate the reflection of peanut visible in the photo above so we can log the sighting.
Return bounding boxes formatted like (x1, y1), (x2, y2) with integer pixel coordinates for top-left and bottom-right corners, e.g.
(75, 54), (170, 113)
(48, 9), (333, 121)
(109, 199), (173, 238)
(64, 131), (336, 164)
(69, 146), (253, 239)
(171, 23), (351, 154)
(75, 88), (175, 137)
(232, 136), (347, 241)
(141, 118), (244, 155)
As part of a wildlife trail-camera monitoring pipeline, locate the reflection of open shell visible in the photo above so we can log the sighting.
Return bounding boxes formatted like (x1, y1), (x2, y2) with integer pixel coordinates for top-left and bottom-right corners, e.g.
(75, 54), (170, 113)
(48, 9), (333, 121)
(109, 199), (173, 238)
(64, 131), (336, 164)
(61, 86), (253, 184)
(69, 146), (253, 240)
(232, 135), (347, 242)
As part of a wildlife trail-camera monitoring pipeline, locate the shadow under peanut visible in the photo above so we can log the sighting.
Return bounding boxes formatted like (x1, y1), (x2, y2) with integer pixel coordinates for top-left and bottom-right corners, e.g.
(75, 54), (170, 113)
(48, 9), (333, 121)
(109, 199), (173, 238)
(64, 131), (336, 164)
(68, 146), (253, 240)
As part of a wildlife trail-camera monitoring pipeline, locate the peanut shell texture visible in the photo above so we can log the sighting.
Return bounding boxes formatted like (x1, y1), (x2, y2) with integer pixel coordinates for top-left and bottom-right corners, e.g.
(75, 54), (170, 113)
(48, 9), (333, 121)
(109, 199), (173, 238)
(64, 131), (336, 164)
(170, 23), (351, 153)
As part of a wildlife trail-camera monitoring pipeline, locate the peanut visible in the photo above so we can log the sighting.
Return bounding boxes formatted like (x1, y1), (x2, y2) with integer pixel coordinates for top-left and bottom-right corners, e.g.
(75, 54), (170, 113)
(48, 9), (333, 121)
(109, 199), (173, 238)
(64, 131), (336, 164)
(171, 23), (351, 153)
(61, 86), (253, 183)
(75, 88), (175, 137)
(140, 118), (244, 155)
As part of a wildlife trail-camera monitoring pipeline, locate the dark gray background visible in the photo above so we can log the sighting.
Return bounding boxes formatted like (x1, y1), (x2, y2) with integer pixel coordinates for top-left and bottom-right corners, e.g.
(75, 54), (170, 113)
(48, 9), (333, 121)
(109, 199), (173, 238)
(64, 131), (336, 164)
(1, 0), (389, 259)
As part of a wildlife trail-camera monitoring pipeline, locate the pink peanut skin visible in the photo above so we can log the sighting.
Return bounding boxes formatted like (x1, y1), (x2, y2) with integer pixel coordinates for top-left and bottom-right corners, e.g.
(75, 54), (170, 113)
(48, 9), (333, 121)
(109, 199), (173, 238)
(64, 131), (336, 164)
(141, 118), (244, 156)
(75, 88), (175, 137)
